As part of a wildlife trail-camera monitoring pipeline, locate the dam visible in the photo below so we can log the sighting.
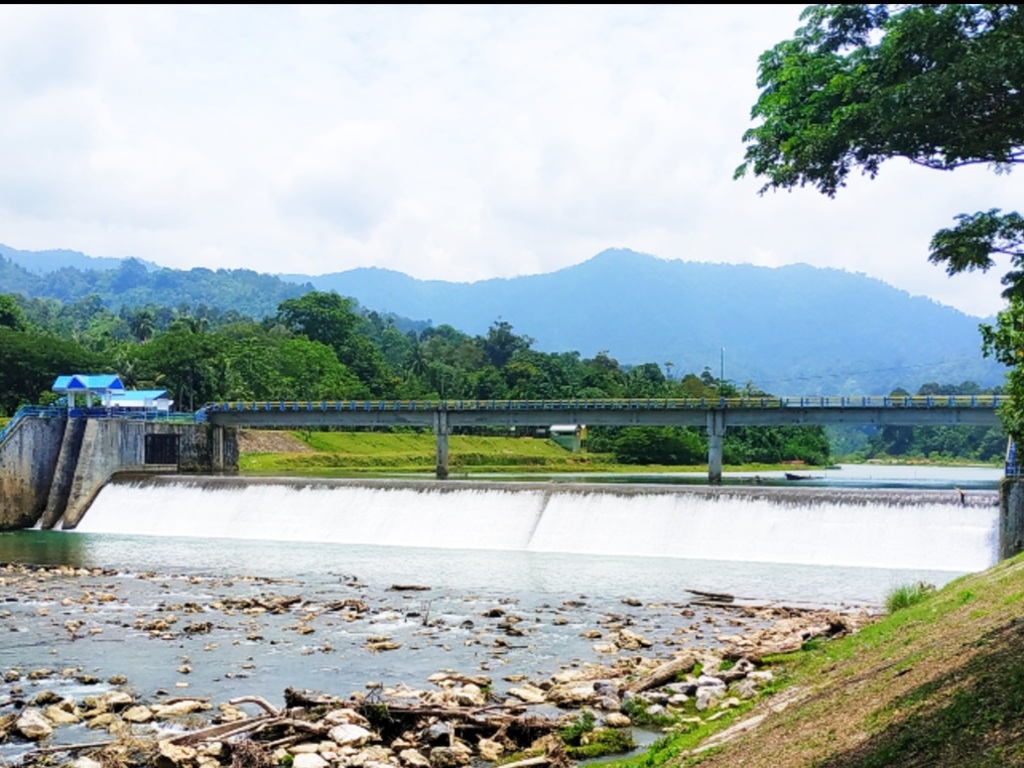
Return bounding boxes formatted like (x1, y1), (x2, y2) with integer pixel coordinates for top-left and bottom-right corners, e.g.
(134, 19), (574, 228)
(74, 474), (1000, 579)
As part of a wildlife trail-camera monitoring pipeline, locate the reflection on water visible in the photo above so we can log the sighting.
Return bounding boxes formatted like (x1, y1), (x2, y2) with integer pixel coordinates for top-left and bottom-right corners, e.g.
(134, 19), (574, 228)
(520, 463), (1002, 491)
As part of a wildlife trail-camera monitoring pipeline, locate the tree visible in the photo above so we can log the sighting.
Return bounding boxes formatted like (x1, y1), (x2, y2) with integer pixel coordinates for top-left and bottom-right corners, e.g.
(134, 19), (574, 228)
(125, 307), (156, 342)
(0, 327), (105, 415)
(738, 5), (1024, 192)
(276, 292), (361, 352)
(132, 327), (223, 411)
(479, 320), (533, 369)
(737, 3), (1024, 440)
(0, 294), (27, 331)
(275, 291), (394, 396)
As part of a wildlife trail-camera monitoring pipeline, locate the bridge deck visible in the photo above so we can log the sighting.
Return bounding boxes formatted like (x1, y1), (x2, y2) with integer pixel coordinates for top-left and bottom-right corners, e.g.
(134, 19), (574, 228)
(199, 395), (1004, 430)
(203, 394), (1003, 413)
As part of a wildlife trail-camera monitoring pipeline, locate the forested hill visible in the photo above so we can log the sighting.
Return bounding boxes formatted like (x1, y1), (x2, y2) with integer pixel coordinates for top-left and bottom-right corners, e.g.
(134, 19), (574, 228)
(1, 244), (1005, 394)
(0, 250), (313, 322)
(284, 248), (1004, 394)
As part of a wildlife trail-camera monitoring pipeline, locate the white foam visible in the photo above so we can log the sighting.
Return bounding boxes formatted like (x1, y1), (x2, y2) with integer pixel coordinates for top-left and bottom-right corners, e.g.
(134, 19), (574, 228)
(74, 480), (999, 572)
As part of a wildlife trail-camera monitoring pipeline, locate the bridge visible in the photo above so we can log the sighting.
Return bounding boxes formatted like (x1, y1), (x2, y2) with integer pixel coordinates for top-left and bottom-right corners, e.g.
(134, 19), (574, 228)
(198, 394), (1005, 482)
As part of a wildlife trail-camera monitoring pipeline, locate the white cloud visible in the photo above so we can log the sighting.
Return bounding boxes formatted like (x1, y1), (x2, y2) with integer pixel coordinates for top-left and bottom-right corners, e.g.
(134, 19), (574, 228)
(0, 4), (1018, 317)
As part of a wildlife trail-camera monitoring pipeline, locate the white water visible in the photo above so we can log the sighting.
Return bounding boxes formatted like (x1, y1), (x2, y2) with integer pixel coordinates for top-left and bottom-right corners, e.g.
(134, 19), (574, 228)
(75, 477), (1000, 574)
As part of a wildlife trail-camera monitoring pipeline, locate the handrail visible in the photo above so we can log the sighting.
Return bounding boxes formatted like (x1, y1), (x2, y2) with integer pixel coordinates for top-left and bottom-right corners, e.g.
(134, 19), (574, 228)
(199, 394), (1005, 414)
(0, 405), (66, 446)
(0, 405), (197, 447)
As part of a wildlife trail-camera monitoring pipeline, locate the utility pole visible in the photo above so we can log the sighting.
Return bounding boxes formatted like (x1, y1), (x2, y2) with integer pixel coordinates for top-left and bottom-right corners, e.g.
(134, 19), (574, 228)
(720, 347), (725, 396)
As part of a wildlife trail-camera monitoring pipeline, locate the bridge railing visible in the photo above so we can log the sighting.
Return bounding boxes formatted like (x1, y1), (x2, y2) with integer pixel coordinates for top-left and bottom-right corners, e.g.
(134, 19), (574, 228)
(0, 405), (200, 447)
(199, 394), (1004, 414)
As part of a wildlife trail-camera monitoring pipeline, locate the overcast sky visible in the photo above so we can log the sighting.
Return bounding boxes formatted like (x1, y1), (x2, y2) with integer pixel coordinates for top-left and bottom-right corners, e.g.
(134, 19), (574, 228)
(1, 4), (1018, 318)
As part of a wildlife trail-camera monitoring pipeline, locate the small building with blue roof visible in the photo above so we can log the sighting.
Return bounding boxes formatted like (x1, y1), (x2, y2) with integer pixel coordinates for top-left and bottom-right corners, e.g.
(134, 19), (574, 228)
(51, 374), (172, 413)
(52, 374), (125, 409)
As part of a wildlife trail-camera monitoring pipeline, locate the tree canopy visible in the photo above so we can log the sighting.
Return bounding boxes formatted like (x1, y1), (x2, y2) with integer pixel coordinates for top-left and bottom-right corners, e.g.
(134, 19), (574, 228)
(737, 4), (1024, 195)
(737, 3), (1024, 441)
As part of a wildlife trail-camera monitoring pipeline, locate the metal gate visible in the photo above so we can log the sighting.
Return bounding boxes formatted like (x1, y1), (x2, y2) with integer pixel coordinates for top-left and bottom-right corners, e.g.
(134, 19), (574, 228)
(144, 434), (180, 465)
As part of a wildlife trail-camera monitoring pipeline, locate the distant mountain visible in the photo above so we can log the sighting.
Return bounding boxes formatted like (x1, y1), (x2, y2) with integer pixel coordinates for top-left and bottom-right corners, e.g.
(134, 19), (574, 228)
(0, 243), (1005, 394)
(0, 246), (313, 321)
(282, 248), (1005, 394)
(0, 243), (160, 273)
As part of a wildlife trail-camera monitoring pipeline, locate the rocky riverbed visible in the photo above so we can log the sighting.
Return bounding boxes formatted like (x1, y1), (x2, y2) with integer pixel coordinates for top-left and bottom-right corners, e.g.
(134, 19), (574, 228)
(0, 562), (875, 767)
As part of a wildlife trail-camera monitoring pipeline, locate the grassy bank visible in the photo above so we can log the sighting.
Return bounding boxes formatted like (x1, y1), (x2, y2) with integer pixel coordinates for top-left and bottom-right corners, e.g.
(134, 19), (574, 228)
(603, 555), (1024, 768)
(236, 429), (794, 476)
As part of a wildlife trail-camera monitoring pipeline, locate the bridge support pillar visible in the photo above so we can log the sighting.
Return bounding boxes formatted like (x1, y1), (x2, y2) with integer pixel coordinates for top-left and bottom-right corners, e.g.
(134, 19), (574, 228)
(211, 426), (225, 472)
(706, 410), (726, 485)
(435, 409), (450, 480)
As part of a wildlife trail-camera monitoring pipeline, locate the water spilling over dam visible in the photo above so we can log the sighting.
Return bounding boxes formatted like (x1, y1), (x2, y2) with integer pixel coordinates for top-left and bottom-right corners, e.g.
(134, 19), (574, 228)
(74, 475), (1000, 574)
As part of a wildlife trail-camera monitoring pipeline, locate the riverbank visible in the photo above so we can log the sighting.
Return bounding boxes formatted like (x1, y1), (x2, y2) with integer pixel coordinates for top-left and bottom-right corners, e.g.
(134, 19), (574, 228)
(7, 550), (1022, 768)
(653, 549), (1024, 768)
(0, 561), (872, 767)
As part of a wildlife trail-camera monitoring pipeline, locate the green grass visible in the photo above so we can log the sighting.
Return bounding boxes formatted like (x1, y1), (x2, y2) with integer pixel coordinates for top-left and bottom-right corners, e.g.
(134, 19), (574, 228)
(239, 432), (617, 474)
(884, 581), (937, 613)
(238, 429), (820, 477)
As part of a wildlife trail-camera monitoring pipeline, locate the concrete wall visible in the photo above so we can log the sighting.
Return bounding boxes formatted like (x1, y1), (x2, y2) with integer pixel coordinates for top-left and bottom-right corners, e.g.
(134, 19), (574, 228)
(0, 417), (67, 529)
(40, 418), (87, 529)
(1000, 479), (1024, 560)
(0, 416), (238, 530)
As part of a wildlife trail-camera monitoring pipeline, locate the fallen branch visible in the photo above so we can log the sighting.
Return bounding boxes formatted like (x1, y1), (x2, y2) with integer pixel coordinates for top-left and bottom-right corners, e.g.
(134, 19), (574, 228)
(23, 740), (116, 756)
(229, 695), (281, 716)
(624, 653), (697, 694)
(687, 589), (734, 603)
(168, 715), (274, 746)
(499, 756), (550, 768)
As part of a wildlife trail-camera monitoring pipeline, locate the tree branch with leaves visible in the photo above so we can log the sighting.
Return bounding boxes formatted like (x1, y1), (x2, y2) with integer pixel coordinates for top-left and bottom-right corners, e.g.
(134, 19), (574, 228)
(737, 3), (1024, 443)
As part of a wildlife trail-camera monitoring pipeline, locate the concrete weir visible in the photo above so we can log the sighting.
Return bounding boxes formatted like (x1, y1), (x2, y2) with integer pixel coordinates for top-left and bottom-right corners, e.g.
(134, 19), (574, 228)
(0, 416), (236, 530)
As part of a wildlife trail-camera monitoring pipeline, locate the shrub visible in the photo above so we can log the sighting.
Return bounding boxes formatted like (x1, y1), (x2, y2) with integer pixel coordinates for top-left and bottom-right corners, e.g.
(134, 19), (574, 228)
(885, 581), (936, 613)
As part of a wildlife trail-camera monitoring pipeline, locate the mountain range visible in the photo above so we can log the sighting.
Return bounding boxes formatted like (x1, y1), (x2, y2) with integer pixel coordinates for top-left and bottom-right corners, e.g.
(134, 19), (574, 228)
(0, 244), (1006, 395)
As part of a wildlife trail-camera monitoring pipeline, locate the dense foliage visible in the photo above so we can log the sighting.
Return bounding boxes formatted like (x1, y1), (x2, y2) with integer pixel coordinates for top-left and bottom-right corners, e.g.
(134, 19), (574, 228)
(737, 3), (1024, 446)
(862, 383), (1006, 462)
(0, 288), (845, 465)
(0, 285), (1005, 465)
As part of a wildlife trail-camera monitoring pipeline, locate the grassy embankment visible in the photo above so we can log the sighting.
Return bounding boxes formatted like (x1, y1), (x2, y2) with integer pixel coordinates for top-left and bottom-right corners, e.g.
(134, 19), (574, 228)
(236, 429), (794, 476)
(601, 548), (1024, 768)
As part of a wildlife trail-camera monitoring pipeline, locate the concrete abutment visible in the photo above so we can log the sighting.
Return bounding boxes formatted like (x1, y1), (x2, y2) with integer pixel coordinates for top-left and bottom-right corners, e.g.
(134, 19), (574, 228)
(0, 417), (238, 530)
(1000, 479), (1024, 560)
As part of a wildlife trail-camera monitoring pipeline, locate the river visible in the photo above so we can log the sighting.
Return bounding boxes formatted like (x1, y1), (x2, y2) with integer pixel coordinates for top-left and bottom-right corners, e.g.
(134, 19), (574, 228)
(0, 463), (1002, 760)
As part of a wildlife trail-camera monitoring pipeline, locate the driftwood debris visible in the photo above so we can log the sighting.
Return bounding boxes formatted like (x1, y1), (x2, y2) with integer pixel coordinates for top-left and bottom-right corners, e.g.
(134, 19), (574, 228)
(624, 652), (698, 694)
(22, 739), (118, 756)
(687, 589), (735, 604)
(220, 594), (303, 613)
(500, 756), (553, 768)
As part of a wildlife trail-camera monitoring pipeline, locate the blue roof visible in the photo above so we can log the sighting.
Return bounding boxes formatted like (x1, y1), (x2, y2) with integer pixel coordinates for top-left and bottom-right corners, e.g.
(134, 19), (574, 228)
(112, 390), (169, 401)
(52, 374), (125, 393)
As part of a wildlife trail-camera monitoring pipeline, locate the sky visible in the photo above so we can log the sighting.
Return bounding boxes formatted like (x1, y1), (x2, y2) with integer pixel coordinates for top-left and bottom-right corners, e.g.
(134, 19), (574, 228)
(0, 4), (1019, 319)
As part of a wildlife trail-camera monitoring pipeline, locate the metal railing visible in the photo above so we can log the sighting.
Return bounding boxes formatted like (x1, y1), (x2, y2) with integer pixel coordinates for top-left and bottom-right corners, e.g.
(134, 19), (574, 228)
(200, 394), (1005, 414)
(0, 405), (66, 446)
(0, 405), (197, 447)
